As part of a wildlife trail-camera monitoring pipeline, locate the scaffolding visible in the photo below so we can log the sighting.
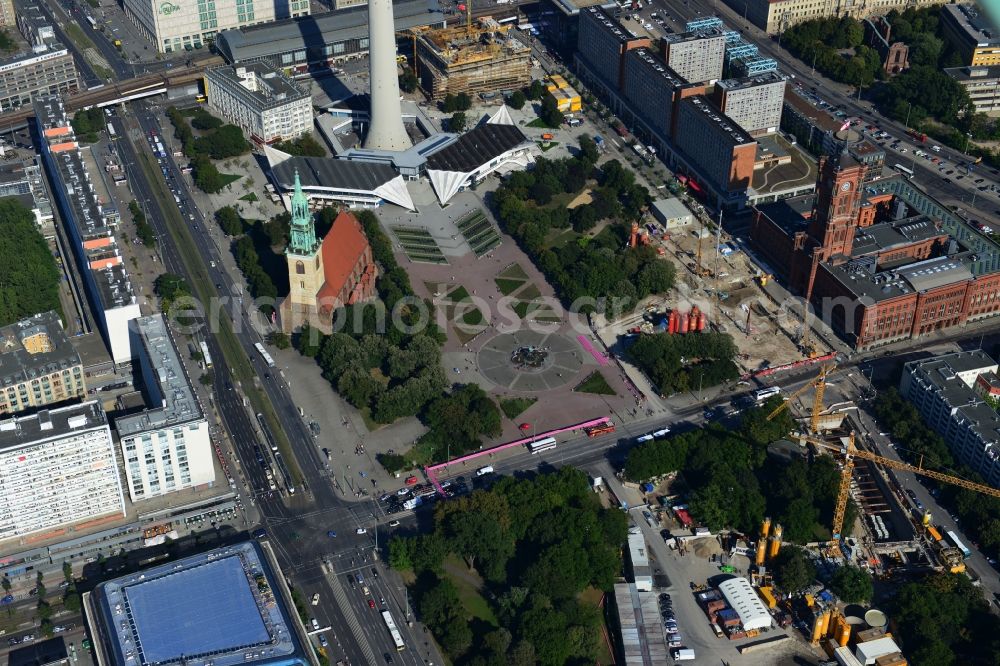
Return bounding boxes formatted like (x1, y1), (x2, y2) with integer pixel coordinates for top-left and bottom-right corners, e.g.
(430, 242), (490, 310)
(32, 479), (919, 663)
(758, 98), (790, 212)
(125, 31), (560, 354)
(686, 16), (724, 32)
(416, 17), (532, 101)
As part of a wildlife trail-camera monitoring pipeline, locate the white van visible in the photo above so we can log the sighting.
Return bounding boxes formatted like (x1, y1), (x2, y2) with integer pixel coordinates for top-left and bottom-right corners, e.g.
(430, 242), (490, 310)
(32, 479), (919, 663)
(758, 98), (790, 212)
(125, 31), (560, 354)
(476, 465), (494, 477)
(932, 145), (941, 152)
(672, 648), (695, 661)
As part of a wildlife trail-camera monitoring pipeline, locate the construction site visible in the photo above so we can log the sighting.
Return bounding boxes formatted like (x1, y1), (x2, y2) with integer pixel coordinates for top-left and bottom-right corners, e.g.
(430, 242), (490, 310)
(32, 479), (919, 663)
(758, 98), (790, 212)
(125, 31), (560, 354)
(415, 15), (532, 101)
(595, 207), (829, 381)
(622, 360), (1000, 664)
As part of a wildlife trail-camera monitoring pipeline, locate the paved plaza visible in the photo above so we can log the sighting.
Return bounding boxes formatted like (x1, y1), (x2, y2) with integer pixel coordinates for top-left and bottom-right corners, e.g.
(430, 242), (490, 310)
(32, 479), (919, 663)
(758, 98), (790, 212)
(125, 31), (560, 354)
(477, 330), (586, 391)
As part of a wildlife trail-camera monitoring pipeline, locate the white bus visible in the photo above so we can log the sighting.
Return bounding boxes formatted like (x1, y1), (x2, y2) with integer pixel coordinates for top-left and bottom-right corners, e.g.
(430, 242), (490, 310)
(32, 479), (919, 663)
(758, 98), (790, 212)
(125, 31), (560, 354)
(106, 123), (116, 137)
(527, 437), (557, 454)
(946, 530), (972, 559)
(893, 164), (914, 178)
(754, 386), (781, 402)
(199, 341), (212, 369)
(254, 342), (276, 368)
(381, 610), (405, 652)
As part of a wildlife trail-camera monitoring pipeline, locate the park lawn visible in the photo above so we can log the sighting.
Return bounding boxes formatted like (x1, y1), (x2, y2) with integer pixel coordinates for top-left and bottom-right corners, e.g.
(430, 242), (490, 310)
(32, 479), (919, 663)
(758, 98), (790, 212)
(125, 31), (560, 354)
(239, 192), (259, 202)
(497, 263), (529, 281)
(444, 285), (471, 302)
(512, 301), (531, 320)
(575, 371), (616, 396)
(442, 555), (498, 627)
(539, 141), (560, 152)
(500, 396), (537, 420)
(544, 227), (580, 250)
(495, 277), (524, 295)
(518, 283), (542, 301)
(219, 173), (242, 187)
(461, 308), (484, 326)
(526, 117), (559, 129)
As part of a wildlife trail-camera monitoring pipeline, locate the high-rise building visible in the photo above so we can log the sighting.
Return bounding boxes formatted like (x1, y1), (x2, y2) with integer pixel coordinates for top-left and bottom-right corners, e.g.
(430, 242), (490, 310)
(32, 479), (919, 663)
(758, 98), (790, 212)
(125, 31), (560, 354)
(363, 0), (410, 151)
(0, 401), (124, 542)
(204, 62), (312, 144)
(900, 351), (1000, 488)
(661, 31), (726, 84)
(0, 311), (85, 416)
(727, 0), (946, 36)
(123, 0), (309, 53)
(279, 173), (376, 332)
(577, 6), (651, 91)
(713, 73), (785, 135)
(674, 97), (756, 194)
(0, 4), (78, 112)
(946, 65), (1000, 115)
(0, 0), (14, 27)
(115, 315), (214, 502)
(621, 48), (688, 140)
(34, 96), (141, 364)
(941, 3), (1000, 67)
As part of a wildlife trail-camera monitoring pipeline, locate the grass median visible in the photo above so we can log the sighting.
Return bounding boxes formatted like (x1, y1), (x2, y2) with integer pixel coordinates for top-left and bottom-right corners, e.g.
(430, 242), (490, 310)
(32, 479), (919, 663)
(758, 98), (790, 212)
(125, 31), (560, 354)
(135, 147), (304, 489)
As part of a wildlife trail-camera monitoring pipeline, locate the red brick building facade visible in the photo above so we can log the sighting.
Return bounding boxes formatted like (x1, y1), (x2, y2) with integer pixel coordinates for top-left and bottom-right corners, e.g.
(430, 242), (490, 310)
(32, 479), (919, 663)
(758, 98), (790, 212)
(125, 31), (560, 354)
(751, 148), (1000, 350)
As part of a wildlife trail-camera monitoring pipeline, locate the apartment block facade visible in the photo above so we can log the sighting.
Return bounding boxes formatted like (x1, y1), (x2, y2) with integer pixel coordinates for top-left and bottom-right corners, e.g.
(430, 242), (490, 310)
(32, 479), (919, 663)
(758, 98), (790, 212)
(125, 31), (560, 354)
(205, 62), (312, 143)
(900, 351), (1000, 488)
(0, 402), (125, 541)
(0, 311), (85, 416)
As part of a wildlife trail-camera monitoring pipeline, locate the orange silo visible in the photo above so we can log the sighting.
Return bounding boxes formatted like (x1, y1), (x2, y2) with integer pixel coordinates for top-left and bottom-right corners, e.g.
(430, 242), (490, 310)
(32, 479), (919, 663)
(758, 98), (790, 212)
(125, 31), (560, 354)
(756, 518), (771, 567)
(768, 524), (783, 559)
(811, 610), (831, 645)
(836, 618), (851, 646)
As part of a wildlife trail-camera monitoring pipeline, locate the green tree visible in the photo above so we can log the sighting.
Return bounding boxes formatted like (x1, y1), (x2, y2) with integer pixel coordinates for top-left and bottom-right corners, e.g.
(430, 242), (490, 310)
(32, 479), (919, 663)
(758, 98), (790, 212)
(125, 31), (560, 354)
(40, 619), (53, 638)
(190, 109), (223, 130)
(63, 591), (81, 613)
(62, 561), (72, 582)
(273, 135), (326, 157)
(37, 601), (52, 620)
(449, 111), (467, 132)
(526, 79), (546, 100)
(193, 156), (226, 193)
(442, 93), (458, 113)
(1, 577), (9, 594)
(268, 331), (290, 349)
(0, 198), (62, 325)
(829, 565), (873, 603)
(770, 546), (817, 593)
(215, 206), (244, 236)
(399, 67), (419, 93)
(539, 95), (564, 128)
(456, 92), (472, 111)
(509, 90), (527, 110)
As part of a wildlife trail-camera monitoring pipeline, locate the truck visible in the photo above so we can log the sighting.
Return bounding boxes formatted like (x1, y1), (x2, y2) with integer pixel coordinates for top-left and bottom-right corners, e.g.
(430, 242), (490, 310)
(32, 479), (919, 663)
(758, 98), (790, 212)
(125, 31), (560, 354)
(908, 129), (927, 143)
(593, 134), (605, 151)
(402, 496), (423, 511)
(671, 648), (695, 661)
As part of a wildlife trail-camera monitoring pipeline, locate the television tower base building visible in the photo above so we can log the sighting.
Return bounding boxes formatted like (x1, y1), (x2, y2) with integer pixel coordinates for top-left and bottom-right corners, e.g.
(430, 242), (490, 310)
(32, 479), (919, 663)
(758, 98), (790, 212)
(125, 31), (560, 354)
(363, 0), (412, 151)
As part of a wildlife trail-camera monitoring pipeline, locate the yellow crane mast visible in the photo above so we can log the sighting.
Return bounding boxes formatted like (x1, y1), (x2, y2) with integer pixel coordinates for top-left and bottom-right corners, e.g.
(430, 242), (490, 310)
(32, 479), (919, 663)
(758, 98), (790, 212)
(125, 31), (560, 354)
(765, 363), (837, 435)
(796, 432), (1000, 553)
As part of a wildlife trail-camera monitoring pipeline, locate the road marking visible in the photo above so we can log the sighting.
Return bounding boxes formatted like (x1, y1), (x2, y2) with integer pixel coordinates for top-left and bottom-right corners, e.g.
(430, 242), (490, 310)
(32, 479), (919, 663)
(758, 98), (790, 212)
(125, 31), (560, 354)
(324, 562), (378, 665)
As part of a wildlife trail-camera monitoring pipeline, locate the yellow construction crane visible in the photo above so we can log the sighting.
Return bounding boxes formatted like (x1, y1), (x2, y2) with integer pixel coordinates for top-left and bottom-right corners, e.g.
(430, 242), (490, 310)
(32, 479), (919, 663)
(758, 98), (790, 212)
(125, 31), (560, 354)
(796, 432), (1000, 553)
(765, 362), (837, 435)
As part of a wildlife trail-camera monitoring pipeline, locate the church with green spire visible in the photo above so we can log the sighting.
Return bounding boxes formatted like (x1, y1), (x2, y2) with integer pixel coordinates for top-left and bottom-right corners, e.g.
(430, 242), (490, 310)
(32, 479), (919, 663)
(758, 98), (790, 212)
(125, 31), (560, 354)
(278, 170), (378, 333)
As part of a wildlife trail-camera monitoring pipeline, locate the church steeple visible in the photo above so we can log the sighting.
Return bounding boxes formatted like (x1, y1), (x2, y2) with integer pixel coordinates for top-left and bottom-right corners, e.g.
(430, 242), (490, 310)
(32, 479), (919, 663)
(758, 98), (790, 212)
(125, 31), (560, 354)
(288, 170), (317, 255)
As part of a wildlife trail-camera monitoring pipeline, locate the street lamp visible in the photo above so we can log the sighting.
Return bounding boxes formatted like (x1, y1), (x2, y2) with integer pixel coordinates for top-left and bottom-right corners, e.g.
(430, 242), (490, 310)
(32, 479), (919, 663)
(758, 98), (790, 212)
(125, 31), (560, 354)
(904, 101), (912, 130)
(965, 132), (973, 155)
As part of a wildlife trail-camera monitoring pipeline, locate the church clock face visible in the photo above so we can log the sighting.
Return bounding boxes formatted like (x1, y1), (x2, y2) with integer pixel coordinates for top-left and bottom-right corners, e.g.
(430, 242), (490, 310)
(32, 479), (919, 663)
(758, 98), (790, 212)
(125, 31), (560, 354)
(841, 182), (851, 192)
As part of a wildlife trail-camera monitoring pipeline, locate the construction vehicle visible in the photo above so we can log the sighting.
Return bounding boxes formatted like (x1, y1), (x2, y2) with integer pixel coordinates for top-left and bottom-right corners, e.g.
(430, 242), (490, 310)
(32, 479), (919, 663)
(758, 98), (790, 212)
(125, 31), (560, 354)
(766, 363), (837, 434)
(794, 431), (1000, 555)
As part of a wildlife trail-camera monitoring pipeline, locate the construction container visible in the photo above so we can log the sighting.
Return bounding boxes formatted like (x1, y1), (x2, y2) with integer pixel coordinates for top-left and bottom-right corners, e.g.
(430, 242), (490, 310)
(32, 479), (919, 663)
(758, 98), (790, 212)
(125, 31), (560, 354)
(679, 312), (690, 334)
(697, 590), (721, 603)
(668, 310), (678, 334)
(717, 609), (741, 627)
(757, 586), (777, 609)
(697, 312), (706, 331)
(706, 599), (727, 614)
(755, 539), (767, 566)
(545, 74), (570, 91)
(547, 87), (582, 113)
